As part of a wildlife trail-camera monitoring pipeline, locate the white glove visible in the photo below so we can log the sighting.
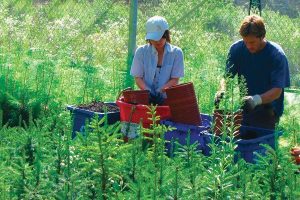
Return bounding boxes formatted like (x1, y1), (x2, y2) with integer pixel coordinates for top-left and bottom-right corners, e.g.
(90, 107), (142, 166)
(243, 95), (262, 111)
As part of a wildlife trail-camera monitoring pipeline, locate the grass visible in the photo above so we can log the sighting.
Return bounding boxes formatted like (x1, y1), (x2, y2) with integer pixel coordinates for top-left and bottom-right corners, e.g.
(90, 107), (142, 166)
(0, 0), (299, 198)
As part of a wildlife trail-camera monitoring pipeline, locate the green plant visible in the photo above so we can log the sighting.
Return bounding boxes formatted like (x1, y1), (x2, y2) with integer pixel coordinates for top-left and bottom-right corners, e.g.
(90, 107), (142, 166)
(254, 144), (298, 199)
(143, 105), (170, 199)
(217, 75), (247, 113)
(0, 0), (299, 198)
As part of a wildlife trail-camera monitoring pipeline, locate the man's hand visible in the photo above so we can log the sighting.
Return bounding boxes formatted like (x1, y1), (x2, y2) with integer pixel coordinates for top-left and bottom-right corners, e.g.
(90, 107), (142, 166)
(214, 91), (225, 108)
(243, 94), (262, 112)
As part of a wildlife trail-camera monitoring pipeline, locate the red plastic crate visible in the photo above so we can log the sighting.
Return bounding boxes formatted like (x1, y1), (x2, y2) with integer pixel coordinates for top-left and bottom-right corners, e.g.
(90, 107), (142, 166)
(116, 98), (171, 139)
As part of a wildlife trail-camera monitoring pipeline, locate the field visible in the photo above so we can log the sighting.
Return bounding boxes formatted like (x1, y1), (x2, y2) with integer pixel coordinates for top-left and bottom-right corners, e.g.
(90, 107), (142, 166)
(0, 0), (299, 199)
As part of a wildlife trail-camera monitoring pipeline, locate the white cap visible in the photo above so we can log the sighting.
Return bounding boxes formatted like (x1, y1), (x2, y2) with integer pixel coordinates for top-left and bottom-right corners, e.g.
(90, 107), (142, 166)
(145, 16), (169, 41)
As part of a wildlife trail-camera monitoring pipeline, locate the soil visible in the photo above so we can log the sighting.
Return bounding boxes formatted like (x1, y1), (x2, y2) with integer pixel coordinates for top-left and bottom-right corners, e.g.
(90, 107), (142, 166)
(77, 101), (119, 113)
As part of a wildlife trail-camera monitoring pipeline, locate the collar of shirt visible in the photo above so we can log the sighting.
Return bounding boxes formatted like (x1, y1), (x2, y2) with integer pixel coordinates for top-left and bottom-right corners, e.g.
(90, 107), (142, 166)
(150, 42), (172, 55)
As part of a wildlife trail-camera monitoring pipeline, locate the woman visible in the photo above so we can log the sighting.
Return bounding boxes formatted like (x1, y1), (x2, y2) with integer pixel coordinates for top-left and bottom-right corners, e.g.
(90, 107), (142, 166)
(130, 16), (184, 104)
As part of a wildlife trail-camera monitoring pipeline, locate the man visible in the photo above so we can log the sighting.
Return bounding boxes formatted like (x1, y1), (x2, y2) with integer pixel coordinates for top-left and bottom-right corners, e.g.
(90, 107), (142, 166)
(216, 15), (290, 130)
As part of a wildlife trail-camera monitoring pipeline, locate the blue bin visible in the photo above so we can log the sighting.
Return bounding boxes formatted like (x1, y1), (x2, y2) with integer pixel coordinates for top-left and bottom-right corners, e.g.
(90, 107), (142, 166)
(161, 114), (212, 156)
(67, 103), (120, 138)
(162, 113), (282, 163)
(235, 126), (283, 163)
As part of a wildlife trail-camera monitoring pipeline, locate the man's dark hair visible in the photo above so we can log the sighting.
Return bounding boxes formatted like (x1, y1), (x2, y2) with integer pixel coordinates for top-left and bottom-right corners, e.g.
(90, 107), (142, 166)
(239, 15), (266, 38)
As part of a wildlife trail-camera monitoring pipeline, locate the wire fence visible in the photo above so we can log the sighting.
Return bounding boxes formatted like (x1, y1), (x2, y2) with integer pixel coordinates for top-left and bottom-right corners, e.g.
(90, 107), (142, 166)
(0, 0), (299, 106)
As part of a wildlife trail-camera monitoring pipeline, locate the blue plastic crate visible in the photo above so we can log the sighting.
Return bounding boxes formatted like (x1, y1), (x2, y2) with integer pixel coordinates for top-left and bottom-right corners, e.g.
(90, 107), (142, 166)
(67, 103), (120, 138)
(162, 113), (282, 163)
(161, 114), (212, 156)
(235, 126), (283, 163)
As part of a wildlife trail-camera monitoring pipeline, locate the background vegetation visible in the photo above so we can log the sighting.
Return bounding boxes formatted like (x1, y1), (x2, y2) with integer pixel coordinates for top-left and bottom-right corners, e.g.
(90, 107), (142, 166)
(0, 0), (299, 199)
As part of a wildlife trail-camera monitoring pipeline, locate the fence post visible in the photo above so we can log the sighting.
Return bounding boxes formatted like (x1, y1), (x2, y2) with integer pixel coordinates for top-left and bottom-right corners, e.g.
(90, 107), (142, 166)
(249, 0), (262, 16)
(125, 0), (138, 89)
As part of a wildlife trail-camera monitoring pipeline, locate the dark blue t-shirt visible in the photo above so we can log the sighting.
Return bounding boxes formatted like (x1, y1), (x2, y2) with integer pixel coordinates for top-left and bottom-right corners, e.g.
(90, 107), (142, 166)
(226, 40), (290, 117)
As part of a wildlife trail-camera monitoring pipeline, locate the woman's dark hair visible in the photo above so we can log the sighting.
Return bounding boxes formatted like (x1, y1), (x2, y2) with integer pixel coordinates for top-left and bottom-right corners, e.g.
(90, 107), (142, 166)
(147, 30), (171, 43)
(239, 15), (266, 38)
(162, 30), (171, 43)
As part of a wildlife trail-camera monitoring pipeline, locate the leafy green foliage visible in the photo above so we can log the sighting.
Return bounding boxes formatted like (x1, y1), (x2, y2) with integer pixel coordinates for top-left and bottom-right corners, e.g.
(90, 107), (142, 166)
(0, 0), (299, 198)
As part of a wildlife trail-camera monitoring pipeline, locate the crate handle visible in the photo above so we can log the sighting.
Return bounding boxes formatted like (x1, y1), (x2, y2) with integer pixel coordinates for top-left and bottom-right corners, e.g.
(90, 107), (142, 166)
(116, 87), (132, 100)
(125, 105), (136, 136)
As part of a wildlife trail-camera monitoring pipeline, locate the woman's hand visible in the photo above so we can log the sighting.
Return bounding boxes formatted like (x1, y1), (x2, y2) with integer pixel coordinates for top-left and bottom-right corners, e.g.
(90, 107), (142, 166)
(134, 77), (149, 90)
(161, 78), (179, 92)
